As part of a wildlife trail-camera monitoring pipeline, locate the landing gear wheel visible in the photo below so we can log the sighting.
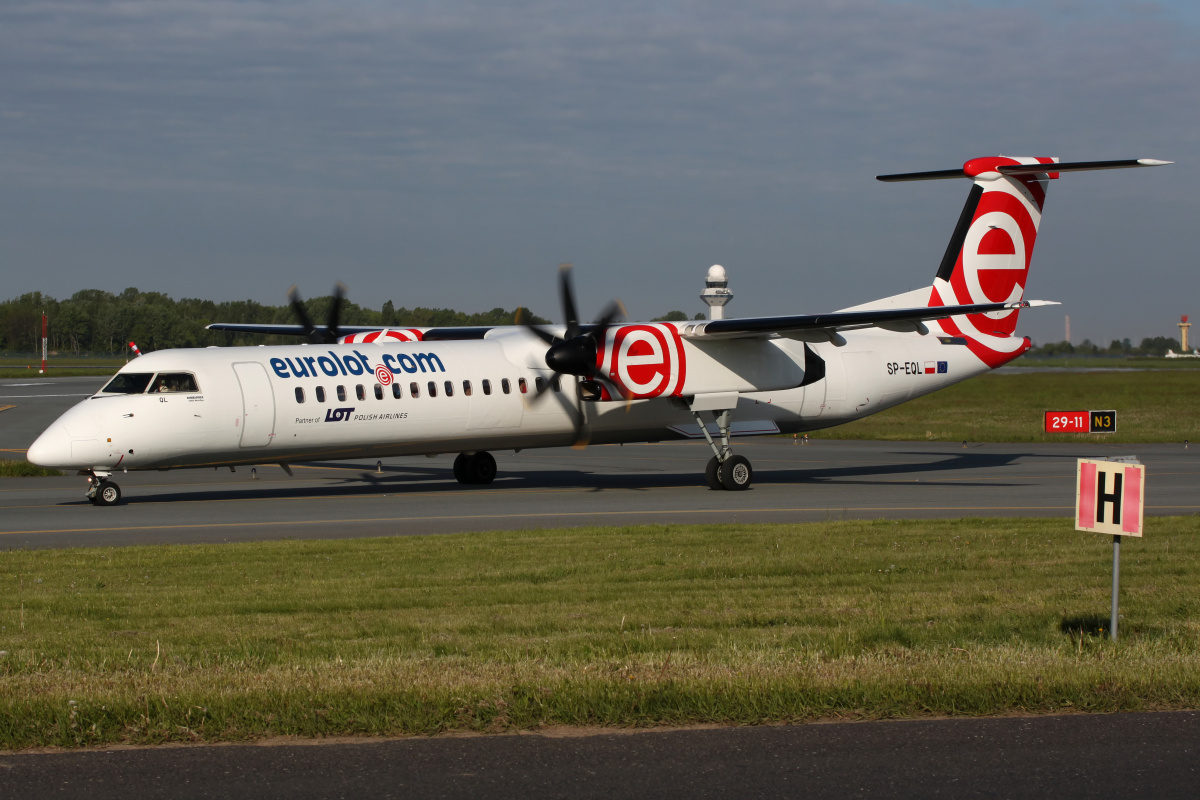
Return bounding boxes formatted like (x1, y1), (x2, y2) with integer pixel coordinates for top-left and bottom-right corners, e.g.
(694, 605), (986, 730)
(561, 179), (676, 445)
(453, 453), (469, 484)
(720, 455), (752, 491)
(95, 481), (122, 506)
(705, 456), (724, 490)
(466, 451), (497, 485)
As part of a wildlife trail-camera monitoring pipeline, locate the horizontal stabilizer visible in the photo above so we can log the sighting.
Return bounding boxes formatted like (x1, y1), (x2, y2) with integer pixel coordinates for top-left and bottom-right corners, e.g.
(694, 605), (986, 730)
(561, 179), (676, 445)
(877, 157), (1171, 182)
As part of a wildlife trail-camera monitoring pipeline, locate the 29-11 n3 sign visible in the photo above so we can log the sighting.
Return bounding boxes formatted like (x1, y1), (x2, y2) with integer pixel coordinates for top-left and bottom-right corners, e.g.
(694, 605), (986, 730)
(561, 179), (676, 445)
(1045, 410), (1117, 433)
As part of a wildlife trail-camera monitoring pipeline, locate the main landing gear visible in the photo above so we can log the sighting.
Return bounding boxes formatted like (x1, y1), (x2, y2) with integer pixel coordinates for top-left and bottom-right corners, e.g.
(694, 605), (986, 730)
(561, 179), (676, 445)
(694, 409), (753, 491)
(84, 472), (122, 506)
(453, 451), (497, 485)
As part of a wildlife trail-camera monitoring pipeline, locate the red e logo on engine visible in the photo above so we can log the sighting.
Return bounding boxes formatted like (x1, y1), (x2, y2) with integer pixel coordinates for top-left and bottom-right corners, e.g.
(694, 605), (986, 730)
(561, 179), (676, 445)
(601, 324), (686, 399)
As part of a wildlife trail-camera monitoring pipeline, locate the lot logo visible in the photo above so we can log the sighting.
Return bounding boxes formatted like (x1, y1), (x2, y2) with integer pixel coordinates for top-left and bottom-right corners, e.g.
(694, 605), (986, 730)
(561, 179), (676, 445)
(325, 407), (355, 422)
(375, 364), (393, 385)
(598, 324), (686, 399)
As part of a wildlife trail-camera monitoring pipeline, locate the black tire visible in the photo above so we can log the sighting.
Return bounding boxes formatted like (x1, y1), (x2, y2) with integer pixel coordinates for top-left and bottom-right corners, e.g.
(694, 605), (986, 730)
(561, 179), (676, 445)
(720, 455), (752, 491)
(96, 481), (122, 506)
(467, 451), (497, 485)
(705, 456), (724, 490)
(453, 452), (470, 484)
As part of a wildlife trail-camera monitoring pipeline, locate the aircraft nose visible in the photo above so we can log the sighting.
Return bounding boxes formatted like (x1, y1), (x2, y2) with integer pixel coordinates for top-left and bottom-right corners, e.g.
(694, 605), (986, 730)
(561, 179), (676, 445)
(26, 424), (74, 469)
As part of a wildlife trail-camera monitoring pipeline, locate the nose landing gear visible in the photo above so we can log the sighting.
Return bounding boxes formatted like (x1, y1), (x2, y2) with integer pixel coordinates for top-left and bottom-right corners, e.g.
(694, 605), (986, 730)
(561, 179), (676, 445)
(84, 472), (122, 506)
(694, 409), (753, 491)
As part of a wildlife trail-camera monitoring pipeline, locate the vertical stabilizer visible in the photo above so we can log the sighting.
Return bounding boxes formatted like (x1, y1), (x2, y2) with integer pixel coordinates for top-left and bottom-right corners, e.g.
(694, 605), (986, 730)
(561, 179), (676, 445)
(928, 156), (1054, 367)
(877, 156), (1168, 368)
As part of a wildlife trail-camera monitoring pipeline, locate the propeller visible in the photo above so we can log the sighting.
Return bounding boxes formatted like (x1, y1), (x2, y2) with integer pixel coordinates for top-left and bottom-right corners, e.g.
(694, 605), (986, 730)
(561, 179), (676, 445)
(517, 264), (625, 447)
(287, 283), (347, 344)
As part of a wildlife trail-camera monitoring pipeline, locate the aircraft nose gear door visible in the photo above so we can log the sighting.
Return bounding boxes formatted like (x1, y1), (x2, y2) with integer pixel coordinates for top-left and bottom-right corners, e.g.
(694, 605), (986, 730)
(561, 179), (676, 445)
(233, 362), (276, 447)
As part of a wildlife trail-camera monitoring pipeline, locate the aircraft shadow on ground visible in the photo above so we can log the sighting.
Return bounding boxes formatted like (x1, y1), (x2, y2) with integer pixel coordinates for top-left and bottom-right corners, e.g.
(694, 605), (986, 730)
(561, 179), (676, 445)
(93, 450), (1037, 505)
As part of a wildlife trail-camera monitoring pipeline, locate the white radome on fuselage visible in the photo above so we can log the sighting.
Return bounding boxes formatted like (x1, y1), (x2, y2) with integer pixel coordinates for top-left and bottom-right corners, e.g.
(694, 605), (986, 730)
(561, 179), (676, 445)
(26, 325), (985, 473)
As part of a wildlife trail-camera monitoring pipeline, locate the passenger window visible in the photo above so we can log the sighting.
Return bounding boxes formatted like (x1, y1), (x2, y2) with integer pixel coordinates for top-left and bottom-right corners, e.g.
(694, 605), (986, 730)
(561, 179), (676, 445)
(502, 378), (511, 394)
(355, 384), (365, 401)
(337, 386), (347, 402)
(444, 380), (454, 397)
(518, 378), (527, 394)
(316, 386), (326, 403)
(410, 382), (420, 398)
(428, 381), (437, 397)
(481, 379), (491, 396)
(392, 383), (402, 399)
(374, 384), (383, 400)
(534, 376), (546, 393)
(463, 380), (472, 396)
(551, 376), (561, 392)
(295, 387), (305, 404)
(149, 372), (200, 393)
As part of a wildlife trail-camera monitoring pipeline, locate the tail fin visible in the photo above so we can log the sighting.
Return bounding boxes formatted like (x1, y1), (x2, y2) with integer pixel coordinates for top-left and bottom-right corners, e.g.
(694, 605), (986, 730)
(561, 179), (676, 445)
(878, 157), (1169, 367)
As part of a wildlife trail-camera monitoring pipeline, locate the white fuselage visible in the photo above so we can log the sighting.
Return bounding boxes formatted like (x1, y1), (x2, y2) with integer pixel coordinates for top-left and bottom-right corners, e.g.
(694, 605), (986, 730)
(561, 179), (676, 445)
(27, 325), (990, 473)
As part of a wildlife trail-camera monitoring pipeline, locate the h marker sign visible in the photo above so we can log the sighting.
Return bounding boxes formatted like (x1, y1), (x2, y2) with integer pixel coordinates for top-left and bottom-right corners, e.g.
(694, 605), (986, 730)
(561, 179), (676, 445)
(1076, 458), (1144, 536)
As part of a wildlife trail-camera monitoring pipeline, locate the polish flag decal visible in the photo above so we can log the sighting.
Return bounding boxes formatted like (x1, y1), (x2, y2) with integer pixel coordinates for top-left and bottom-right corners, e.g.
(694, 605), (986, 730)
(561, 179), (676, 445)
(924, 362), (936, 374)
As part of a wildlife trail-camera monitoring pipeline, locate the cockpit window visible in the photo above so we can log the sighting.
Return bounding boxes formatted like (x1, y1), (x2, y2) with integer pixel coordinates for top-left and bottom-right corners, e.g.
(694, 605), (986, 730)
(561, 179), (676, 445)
(149, 373), (200, 393)
(100, 373), (154, 394)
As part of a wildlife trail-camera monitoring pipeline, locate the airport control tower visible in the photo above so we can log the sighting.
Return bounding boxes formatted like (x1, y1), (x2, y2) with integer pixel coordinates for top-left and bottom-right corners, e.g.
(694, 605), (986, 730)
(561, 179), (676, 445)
(701, 264), (732, 320)
(1181, 315), (1191, 352)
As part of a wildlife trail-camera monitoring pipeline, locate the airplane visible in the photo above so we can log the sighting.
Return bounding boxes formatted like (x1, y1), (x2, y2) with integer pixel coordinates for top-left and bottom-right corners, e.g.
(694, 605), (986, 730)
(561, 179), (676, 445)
(26, 155), (1169, 505)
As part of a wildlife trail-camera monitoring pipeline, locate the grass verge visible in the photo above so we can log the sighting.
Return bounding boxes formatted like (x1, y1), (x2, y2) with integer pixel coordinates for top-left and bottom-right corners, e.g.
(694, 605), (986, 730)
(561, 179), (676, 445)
(1, 518), (1198, 749)
(817, 371), (1200, 442)
(0, 460), (64, 477)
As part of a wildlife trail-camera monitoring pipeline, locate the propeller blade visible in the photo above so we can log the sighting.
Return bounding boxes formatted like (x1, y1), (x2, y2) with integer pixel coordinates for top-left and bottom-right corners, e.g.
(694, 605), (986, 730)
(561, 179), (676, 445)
(558, 263), (580, 340)
(516, 307), (560, 346)
(589, 299), (626, 341)
(326, 282), (347, 343)
(287, 285), (319, 342)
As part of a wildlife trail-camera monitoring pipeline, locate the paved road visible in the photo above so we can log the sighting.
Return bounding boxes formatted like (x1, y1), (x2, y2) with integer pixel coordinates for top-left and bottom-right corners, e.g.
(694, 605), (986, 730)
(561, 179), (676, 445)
(3, 378), (1199, 550)
(2, 712), (1197, 799)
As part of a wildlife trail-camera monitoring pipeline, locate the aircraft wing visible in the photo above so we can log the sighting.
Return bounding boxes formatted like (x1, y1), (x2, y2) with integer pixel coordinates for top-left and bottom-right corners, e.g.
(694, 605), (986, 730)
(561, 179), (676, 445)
(678, 300), (1059, 342)
(204, 323), (495, 340)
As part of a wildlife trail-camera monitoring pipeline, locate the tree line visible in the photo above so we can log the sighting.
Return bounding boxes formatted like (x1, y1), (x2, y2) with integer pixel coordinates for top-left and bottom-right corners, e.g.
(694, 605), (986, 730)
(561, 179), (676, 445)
(1027, 337), (1185, 358)
(1, 287), (1185, 358)
(0, 288), (546, 355)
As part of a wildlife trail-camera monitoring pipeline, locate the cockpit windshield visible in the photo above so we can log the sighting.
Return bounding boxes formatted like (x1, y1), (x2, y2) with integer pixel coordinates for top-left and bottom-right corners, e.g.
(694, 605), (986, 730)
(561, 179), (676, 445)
(149, 373), (200, 393)
(100, 373), (154, 394)
(98, 372), (200, 395)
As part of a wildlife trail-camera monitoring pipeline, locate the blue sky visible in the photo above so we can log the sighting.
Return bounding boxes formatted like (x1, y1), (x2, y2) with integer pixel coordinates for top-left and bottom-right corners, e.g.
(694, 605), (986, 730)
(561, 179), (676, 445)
(1, 0), (1196, 345)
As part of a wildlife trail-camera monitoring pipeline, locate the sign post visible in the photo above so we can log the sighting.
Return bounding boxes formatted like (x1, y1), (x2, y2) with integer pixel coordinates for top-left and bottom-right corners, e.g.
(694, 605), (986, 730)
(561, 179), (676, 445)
(1075, 457), (1144, 641)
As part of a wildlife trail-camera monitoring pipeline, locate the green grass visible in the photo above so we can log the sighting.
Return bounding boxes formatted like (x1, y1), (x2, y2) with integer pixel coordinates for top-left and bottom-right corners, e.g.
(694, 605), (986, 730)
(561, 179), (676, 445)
(818, 371), (1200, 443)
(1, 518), (1197, 748)
(0, 355), (124, 379)
(0, 460), (64, 477)
(1014, 357), (1200, 369)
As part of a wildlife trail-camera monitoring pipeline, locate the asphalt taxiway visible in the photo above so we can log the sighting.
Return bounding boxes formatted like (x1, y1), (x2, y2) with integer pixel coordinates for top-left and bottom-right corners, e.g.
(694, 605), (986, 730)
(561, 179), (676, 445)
(2, 377), (1198, 550)
(2, 711), (1197, 799)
